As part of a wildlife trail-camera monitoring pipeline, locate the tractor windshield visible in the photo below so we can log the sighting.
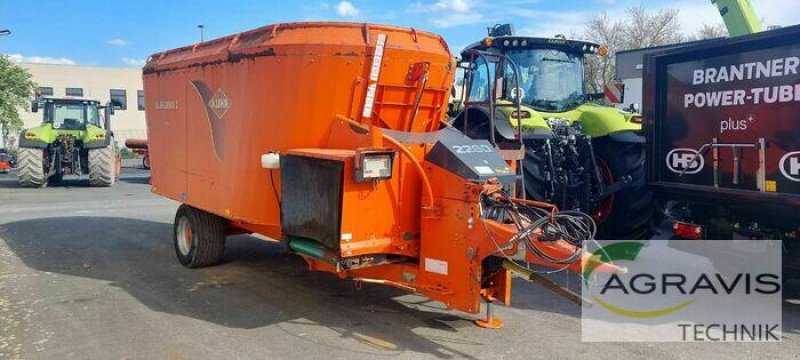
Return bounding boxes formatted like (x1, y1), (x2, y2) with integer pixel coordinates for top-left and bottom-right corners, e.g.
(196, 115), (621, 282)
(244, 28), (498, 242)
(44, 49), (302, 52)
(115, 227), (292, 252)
(505, 49), (585, 113)
(44, 101), (101, 129)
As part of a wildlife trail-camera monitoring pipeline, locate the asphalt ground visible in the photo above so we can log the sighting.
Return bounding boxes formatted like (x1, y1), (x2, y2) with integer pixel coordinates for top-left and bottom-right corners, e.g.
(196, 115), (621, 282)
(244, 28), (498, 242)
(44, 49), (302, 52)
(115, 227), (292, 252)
(1, 159), (799, 359)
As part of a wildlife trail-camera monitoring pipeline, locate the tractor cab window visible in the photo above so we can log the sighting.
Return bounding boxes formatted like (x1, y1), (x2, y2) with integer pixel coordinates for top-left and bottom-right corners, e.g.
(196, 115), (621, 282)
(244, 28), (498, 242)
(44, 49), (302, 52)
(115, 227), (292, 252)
(505, 49), (585, 112)
(44, 102), (100, 130)
(87, 105), (101, 127)
(465, 57), (497, 103)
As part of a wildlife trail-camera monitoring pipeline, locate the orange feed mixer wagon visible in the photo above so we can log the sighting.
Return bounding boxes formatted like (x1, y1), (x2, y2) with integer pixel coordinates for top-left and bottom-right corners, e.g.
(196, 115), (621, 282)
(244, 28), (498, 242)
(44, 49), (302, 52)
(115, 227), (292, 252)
(143, 22), (613, 327)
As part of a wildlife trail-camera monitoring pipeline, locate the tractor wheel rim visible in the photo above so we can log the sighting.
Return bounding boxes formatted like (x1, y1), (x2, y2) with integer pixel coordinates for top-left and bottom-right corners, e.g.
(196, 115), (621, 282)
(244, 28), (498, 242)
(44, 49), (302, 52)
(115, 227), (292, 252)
(592, 157), (614, 224)
(176, 216), (193, 255)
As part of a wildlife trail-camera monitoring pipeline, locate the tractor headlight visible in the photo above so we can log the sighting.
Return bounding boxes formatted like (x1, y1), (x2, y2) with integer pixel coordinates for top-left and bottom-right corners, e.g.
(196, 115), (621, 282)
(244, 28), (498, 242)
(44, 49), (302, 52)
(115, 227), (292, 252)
(355, 151), (395, 182)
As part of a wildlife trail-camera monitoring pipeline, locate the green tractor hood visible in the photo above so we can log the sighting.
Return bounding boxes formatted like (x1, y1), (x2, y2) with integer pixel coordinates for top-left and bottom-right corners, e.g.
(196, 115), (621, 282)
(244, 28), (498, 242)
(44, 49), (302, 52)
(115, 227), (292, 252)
(496, 101), (642, 139)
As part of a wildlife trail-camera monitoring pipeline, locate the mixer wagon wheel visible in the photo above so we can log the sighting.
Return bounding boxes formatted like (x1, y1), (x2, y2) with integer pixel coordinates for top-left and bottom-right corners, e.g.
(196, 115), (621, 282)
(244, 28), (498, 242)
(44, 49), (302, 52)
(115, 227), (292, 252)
(173, 204), (227, 268)
(592, 137), (656, 240)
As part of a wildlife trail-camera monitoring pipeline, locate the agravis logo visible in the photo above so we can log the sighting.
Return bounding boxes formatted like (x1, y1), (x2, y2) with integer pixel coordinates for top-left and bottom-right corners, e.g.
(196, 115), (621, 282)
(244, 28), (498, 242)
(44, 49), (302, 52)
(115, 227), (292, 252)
(582, 240), (783, 342)
(583, 242), (694, 319)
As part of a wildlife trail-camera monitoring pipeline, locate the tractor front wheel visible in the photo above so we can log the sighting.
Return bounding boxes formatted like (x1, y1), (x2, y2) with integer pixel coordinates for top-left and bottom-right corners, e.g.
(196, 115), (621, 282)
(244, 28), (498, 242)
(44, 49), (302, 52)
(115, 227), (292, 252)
(173, 204), (227, 268)
(89, 140), (117, 187)
(17, 148), (47, 188)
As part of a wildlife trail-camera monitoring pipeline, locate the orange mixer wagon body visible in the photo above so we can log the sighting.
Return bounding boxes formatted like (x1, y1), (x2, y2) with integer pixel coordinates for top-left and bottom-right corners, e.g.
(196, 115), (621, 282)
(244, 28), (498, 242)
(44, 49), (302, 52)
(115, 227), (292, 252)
(143, 22), (597, 320)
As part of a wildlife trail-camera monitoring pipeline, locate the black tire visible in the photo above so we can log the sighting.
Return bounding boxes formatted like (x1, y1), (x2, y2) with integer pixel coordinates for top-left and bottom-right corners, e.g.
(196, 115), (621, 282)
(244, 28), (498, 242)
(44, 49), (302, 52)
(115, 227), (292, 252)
(49, 173), (63, 184)
(173, 204), (227, 268)
(89, 140), (116, 187)
(592, 137), (656, 240)
(17, 147), (47, 188)
(522, 147), (548, 202)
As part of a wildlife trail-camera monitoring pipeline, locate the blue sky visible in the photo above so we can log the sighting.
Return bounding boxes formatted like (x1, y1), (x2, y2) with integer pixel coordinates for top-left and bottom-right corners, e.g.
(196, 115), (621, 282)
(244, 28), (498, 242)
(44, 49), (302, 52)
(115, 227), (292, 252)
(0, 0), (797, 67)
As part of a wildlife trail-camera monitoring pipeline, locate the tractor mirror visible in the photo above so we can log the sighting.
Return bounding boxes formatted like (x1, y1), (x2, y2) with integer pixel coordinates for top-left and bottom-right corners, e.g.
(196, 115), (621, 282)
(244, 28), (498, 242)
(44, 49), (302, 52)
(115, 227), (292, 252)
(31, 101), (39, 113)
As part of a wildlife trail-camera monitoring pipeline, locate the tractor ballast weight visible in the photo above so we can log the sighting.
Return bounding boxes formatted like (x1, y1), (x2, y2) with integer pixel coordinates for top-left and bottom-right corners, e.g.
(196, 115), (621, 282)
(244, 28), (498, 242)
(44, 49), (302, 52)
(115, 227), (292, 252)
(144, 22), (614, 324)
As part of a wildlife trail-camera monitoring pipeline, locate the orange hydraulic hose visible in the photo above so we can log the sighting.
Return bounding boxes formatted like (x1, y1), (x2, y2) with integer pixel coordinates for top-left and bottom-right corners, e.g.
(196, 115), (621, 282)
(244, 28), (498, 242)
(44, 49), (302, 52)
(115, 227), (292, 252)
(381, 134), (436, 209)
(336, 115), (436, 208)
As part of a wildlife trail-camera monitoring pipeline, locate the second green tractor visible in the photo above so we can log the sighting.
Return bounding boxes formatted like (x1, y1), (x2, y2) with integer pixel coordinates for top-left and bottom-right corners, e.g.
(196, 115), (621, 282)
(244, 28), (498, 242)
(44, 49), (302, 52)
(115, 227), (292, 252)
(17, 96), (120, 188)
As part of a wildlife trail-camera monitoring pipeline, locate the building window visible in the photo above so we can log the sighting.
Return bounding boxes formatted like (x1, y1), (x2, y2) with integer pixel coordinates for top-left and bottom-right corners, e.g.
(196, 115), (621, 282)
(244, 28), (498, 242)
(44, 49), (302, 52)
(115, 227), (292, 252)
(110, 89), (127, 110)
(65, 88), (84, 97)
(137, 90), (145, 111)
(38, 87), (53, 96)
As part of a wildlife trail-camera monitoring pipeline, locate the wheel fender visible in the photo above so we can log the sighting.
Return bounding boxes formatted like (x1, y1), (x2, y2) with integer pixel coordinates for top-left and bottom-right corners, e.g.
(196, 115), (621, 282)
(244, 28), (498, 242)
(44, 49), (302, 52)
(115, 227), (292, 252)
(608, 130), (645, 144)
(574, 104), (641, 138)
(17, 127), (53, 149)
(83, 129), (113, 149)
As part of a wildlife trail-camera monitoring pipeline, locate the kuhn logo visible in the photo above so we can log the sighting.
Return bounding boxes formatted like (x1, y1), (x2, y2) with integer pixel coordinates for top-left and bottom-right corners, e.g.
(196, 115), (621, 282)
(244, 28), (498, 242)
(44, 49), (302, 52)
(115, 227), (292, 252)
(208, 88), (231, 119)
(189, 81), (228, 160)
(779, 151), (800, 182)
(666, 148), (704, 174)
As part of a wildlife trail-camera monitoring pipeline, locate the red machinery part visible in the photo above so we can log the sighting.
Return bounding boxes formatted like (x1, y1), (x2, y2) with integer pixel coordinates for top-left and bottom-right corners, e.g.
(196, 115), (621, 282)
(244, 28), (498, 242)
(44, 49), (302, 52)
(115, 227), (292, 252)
(672, 221), (705, 240)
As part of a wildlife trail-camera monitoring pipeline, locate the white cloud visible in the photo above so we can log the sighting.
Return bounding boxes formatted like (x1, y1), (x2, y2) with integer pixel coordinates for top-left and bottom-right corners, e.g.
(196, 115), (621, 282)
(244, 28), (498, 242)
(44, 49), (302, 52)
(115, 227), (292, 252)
(410, 0), (471, 13)
(107, 38), (129, 47)
(432, 13), (484, 28)
(514, 8), (593, 38)
(121, 57), (146, 67)
(7, 54), (76, 65)
(337, 1), (359, 17)
(742, 0), (800, 28)
(408, 0), (483, 28)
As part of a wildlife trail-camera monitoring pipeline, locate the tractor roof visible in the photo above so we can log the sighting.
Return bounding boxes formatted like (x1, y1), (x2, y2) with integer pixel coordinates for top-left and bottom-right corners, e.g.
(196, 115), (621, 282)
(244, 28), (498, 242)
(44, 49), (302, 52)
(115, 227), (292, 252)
(461, 36), (602, 58)
(39, 96), (101, 104)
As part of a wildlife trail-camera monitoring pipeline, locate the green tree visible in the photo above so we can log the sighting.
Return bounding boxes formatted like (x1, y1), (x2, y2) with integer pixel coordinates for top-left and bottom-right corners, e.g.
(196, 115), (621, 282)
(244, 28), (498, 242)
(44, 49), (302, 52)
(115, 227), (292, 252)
(0, 56), (36, 148)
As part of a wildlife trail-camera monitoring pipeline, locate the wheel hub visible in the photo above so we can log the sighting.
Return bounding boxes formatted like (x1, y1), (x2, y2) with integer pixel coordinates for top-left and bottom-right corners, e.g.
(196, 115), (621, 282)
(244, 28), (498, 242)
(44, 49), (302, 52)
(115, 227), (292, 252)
(176, 216), (193, 255)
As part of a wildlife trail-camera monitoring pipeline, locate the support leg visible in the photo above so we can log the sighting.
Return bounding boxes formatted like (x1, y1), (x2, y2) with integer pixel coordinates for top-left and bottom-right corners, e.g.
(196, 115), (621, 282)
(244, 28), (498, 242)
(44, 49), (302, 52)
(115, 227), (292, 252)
(475, 298), (504, 329)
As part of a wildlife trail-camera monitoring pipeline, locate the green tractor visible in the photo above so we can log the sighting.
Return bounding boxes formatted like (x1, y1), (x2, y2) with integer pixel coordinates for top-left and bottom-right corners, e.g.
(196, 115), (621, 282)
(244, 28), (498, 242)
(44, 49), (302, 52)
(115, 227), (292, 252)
(451, 24), (653, 239)
(17, 96), (120, 187)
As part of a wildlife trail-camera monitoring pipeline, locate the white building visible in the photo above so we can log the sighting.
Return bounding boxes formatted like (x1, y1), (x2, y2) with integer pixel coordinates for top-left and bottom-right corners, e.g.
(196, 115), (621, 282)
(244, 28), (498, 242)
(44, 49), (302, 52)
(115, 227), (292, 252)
(8, 63), (146, 148)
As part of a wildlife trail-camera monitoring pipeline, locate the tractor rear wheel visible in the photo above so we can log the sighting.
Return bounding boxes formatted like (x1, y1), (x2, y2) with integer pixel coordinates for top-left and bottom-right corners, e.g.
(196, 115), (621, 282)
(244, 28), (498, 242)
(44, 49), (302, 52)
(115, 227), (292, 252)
(592, 137), (656, 240)
(174, 204), (227, 268)
(17, 148), (47, 188)
(89, 140), (117, 187)
(522, 137), (655, 239)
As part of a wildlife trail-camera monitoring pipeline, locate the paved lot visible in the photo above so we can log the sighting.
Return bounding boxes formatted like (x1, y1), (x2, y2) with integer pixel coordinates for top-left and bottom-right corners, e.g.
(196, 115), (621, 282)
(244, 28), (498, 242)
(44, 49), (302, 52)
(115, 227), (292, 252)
(1, 159), (799, 359)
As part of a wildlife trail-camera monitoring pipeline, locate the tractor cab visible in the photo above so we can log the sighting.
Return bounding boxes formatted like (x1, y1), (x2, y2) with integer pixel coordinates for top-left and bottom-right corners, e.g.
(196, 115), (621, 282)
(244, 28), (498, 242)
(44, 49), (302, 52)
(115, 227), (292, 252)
(32, 96), (114, 131)
(474, 28), (604, 112)
(454, 24), (613, 141)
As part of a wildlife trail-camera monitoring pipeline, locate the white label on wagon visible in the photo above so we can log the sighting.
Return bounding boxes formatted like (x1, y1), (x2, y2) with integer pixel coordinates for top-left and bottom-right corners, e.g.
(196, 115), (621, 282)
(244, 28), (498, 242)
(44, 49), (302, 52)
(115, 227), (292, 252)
(474, 166), (494, 175)
(424, 258), (448, 275)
